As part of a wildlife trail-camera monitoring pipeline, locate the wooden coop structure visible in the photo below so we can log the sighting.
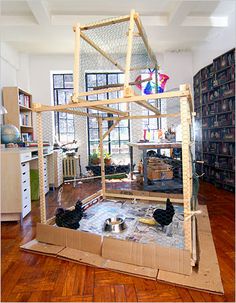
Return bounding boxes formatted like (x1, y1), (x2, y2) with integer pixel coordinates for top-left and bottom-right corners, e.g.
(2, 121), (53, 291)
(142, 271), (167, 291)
(32, 10), (197, 277)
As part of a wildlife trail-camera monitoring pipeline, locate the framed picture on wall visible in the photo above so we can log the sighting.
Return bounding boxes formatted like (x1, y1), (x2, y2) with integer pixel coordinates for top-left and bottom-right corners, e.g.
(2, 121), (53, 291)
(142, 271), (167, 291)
(21, 133), (29, 142)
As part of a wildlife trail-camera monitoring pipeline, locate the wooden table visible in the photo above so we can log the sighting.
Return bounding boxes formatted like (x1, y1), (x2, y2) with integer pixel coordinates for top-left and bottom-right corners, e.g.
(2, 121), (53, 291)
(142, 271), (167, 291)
(128, 141), (182, 192)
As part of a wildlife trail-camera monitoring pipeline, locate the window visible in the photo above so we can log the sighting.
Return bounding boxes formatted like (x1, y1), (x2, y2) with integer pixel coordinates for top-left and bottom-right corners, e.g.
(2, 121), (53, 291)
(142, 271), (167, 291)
(53, 73), (75, 143)
(86, 72), (130, 164)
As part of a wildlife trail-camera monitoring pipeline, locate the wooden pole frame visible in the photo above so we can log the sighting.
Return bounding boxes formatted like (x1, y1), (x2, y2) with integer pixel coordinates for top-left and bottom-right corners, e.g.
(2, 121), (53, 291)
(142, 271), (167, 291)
(35, 11), (195, 262)
(80, 15), (130, 31)
(124, 9), (135, 98)
(36, 112), (47, 224)
(72, 23), (81, 103)
(98, 117), (106, 196)
(32, 89), (190, 113)
(104, 192), (184, 204)
(102, 112), (180, 121)
(180, 84), (192, 253)
(134, 12), (157, 67)
(71, 10), (160, 100)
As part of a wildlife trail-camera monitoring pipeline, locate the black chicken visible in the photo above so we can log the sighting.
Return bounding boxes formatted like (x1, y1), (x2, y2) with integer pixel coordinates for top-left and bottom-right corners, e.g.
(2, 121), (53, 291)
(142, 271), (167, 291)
(55, 200), (84, 229)
(153, 198), (175, 229)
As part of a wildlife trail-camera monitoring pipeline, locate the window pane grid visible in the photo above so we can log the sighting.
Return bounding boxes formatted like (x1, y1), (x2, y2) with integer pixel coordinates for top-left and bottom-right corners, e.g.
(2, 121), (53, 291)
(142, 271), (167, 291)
(53, 73), (75, 143)
(86, 72), (130, 163)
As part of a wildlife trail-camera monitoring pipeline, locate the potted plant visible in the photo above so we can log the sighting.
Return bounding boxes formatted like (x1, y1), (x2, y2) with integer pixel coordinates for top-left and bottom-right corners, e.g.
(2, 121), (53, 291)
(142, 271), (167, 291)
(90, 150), (100, 165)
(104, 151), (112, 166)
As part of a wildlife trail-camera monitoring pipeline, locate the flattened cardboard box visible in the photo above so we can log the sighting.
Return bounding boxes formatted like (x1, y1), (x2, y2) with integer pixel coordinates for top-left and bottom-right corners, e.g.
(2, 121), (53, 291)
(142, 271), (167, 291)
(157, 205), (224, 294)
(102, 237), (191, 275)
(57, 247), (158, 280)
(36, 223), (102, 255)
(36, 222), (191, 276)
(21, 206), (224, 294)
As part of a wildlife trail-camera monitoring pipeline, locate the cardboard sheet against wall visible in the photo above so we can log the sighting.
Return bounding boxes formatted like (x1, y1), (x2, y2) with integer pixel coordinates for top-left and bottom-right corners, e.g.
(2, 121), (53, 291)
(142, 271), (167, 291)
(21, 205), (224, 294)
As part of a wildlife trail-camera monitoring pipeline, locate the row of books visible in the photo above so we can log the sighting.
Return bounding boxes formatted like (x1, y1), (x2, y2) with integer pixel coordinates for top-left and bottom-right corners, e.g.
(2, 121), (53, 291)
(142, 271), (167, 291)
(201, 113), (235, 128)
(202, 129), (235, 143)
(19, 93), (30, 108)
(20, 113), (31, 126)
(201, 97), (234, 115)
(202, 141), (235, 154)
(214, 51), (235, 71)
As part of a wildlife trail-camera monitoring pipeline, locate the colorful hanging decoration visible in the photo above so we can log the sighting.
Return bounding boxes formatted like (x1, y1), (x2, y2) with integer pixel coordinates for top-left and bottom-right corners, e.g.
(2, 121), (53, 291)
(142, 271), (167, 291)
(144, 81), (153, 95)
(158, 73), (169, 93)
(135, 69), (169, 95)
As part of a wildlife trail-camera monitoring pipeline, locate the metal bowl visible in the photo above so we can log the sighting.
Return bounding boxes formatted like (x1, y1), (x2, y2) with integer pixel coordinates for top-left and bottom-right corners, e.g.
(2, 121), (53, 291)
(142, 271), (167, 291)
(104, 217), (126, 233)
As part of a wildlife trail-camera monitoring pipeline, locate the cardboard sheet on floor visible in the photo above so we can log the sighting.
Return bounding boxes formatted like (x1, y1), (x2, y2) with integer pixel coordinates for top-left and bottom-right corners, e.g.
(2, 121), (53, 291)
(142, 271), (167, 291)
(20, 205), (224, 294)
(157, 205), (224, 294)
(20, 239), (64, 256)
(57, 247), (158, 280)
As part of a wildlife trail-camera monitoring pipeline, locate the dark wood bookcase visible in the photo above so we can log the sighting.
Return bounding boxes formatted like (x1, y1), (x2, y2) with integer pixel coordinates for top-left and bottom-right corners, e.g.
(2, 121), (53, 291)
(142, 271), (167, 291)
(194, 48), (235, 192)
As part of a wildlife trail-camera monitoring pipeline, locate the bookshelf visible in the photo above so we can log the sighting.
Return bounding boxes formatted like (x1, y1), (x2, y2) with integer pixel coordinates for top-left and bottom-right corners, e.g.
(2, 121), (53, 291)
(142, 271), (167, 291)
(3, 87), (34, 142)
(194, 48), (235, 192)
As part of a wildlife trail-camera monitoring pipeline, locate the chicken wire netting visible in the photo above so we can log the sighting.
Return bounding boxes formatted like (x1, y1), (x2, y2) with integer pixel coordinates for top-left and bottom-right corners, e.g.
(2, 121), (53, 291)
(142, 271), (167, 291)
(77, 16), (156, 99)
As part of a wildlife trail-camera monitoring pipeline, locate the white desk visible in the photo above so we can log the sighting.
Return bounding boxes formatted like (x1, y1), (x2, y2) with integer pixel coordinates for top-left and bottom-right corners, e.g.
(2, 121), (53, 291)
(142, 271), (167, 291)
(0, 147), (63, 222)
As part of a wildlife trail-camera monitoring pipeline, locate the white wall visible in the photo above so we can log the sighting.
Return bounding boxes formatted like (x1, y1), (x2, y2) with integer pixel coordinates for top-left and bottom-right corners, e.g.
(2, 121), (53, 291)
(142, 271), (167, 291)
(192, 9), (236, 74)
(158, 51), (193, 90)
(0, 42), (30, 125)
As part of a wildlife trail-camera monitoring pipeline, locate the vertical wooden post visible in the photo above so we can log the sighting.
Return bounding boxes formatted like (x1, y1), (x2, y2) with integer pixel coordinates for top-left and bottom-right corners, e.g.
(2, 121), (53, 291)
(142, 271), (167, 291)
(36, 112), (46, 224)
(154, 64), (160, 129)
(98, 117), (106, 196)
(72, 23), (81, 103)
(180, 84), (192, 253)
(124, 9), (135, 101)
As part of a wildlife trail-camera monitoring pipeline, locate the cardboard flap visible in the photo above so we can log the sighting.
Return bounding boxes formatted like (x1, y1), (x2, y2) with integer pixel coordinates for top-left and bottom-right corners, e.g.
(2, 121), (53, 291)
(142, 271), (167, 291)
(66, 229), (102, 255)
(36, 223), (67, 246)
(58, 247), (105, 267)
(102, 237), (191, 275)
(103, 259), (158, 280)
(157, 206), (224, 294)
(20, 239), (64, 255)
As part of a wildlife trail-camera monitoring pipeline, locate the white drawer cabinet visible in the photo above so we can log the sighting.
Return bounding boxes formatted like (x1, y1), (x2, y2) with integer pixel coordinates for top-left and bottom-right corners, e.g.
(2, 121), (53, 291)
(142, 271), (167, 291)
(0, 148), (53, 222)
(1, 151), (31, 221)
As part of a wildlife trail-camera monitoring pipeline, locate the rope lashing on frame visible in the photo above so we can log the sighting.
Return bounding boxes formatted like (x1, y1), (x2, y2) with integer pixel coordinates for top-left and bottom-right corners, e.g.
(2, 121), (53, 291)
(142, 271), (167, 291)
(184, 210), (202, 221)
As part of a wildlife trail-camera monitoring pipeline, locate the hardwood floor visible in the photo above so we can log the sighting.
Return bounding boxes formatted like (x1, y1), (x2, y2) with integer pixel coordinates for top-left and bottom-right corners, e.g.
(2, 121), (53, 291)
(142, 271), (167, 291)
(1, 180), (235, 302)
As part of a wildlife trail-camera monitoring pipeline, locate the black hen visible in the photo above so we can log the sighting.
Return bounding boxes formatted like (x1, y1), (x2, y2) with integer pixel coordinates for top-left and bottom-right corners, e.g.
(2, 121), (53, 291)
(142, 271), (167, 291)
(55, 200), (84, 229)
(153, 198), (175, 229)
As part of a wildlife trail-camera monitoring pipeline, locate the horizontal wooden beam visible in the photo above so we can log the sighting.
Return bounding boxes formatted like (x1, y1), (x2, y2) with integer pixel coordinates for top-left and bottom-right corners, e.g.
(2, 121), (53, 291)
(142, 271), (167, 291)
(57, 108), (99, 118)
(32, 104), (99, 118)
(79, 86), (124, 97)
(32, 89), (190, 113)
(135, 100), (160, 114)
(79, 15), (130, 31)
(104, 192), (183, 204)
(103, 112), (180, 121)
(92, 105), (128, 116)
(80, 31), (124, 72)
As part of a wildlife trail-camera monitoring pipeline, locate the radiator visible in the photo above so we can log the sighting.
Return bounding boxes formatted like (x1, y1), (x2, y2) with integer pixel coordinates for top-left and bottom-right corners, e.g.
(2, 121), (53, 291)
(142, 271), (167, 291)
(63, 156), (77, 178)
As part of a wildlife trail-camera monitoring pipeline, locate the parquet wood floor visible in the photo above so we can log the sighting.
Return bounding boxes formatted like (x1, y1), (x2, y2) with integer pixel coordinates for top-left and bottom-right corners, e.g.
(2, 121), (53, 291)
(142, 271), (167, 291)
(1, 181), (235, 302)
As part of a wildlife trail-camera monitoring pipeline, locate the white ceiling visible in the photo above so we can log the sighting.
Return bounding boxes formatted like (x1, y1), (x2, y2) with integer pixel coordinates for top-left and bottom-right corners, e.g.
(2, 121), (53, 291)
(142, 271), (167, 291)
(0, 0), (235, 54)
